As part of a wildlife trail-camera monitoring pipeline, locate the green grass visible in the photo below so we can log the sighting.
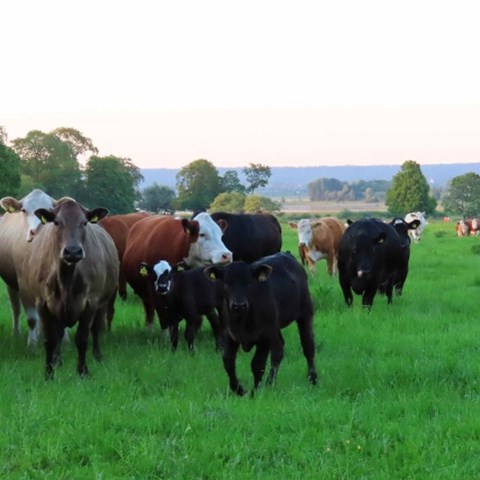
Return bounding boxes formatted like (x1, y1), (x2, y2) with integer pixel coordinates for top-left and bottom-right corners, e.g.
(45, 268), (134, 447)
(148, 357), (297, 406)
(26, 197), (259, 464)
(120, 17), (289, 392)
(1, 220), (480, 479)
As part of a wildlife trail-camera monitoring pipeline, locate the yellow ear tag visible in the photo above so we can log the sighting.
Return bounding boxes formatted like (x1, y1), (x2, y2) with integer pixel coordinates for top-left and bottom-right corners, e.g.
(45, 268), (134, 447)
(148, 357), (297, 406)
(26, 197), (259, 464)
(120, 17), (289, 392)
(209, 272), (216, 280)
(8, 206), (16, 213)
(90, 215), (99, 223)
(258, 272), (268, 282)
(41, 215), (48, 224)
(378, 238), (384, 244)
(177, 265), (185, 272)
(139, 266), (148, 276)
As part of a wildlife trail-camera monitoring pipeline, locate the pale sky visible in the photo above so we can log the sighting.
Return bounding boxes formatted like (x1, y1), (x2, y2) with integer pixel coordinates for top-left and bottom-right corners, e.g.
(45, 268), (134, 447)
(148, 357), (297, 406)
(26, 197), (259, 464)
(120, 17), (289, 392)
(2, 0), (480, 168)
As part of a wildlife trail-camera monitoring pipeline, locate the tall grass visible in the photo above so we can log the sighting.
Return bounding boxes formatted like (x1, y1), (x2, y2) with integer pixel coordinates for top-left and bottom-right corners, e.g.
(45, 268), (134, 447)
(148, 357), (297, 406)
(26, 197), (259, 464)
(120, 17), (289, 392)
(1, 220), (480, 479)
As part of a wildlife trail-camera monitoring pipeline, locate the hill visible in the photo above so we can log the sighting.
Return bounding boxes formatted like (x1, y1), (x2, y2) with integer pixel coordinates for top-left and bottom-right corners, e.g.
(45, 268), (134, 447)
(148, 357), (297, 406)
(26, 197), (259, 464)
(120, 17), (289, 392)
(140, 163), (480, 197)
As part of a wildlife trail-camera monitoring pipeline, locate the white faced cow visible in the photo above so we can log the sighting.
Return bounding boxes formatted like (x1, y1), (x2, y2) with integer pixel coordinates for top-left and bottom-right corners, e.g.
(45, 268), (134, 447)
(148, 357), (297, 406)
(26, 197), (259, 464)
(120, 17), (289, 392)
(0, 189), (59, 346)
(404, 212), (427, 243)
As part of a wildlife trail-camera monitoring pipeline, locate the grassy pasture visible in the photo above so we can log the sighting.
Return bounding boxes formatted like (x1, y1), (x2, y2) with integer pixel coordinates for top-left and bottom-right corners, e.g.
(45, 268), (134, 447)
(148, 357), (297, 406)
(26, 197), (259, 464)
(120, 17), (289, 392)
(1, 220), (480, 479)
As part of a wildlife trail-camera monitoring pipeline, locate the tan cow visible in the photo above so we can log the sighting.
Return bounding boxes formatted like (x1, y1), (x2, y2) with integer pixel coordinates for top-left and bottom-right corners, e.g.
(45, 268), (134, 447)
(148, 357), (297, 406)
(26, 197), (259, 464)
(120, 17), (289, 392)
(17, 199), (119, 379)
(288, 217), (346, 275)
(0, 189), (59, 346)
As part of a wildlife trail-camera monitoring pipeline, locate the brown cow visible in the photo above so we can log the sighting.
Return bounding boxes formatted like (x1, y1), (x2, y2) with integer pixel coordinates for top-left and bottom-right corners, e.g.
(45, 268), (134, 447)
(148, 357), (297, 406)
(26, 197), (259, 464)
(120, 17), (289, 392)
(100, 211), (150, 301)
(17, 200), (119, 379)
(288, 217), (346, 275)
(0, 189), (59, 347)
(121, 212), (232, 334)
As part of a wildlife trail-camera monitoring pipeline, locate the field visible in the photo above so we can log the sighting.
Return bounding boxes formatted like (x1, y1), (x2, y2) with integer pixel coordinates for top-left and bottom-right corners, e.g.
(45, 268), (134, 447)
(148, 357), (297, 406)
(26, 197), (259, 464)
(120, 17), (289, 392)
(1, 219), (480, 479)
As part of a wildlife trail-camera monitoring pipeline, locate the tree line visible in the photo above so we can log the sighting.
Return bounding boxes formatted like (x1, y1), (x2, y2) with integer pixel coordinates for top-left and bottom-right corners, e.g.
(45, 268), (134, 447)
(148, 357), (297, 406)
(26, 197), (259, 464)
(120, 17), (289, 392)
(1, 125), (479, 217)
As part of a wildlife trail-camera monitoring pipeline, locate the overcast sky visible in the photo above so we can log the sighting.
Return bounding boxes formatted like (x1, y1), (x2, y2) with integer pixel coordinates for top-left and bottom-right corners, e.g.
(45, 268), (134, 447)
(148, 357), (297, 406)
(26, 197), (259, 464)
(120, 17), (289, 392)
(2, 0), (480, 168)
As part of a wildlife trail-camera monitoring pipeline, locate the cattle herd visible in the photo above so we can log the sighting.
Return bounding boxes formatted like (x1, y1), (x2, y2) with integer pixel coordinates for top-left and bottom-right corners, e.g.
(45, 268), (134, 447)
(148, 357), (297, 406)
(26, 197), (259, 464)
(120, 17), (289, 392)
(0, 189), (455, 395)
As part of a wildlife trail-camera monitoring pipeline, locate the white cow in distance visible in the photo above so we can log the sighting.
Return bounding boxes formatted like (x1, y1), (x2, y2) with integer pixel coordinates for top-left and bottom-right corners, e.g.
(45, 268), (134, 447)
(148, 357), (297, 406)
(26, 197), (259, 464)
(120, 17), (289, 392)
(404, 212), (427, 243)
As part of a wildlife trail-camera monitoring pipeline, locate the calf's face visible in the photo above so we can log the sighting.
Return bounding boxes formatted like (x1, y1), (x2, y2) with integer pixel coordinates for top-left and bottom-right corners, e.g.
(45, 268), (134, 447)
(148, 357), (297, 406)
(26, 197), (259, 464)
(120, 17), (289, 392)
(139, 260), (173, 295)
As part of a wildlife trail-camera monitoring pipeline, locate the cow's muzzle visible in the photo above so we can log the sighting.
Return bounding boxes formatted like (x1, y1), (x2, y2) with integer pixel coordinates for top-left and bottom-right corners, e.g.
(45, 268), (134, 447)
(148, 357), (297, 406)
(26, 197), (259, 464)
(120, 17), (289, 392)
(62, 246), (84, 264)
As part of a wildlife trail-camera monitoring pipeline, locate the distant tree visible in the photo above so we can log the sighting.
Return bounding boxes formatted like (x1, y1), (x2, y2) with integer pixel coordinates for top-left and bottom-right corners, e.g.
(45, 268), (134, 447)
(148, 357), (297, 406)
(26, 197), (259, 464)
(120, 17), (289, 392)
(176, 159), (221, 211)
(50, 127), (98, 161)
(386, 160), (437, 215)
(209, 191), (247, 213)
(11, 130), (82, 198)
(220, 170), (246, 194)
(243, 163), (271, 193)
(307, 177), (344, 200)
(244, 195), (281, 213)
(364, 187), (378, 203)
(83, 155), (143, 213)
(138, 183), (176, 213)
(442, 173), (480, 217)
(0, 131), (21, 197)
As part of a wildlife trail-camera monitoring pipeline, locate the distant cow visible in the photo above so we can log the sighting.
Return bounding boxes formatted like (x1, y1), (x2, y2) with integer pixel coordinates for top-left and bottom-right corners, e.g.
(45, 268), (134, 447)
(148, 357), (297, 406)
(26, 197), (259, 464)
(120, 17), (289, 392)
(0, 189), (59, 346)
(205, 252), (317, 396)
(338, 218), (413, 307)
(100, 211), (150, 301)
(122, 212), (232, 333)
(456, 219), (470, 237)
(138, 261), (224, 351)
(288, 217), (346, 275)
(209, 212), (282, 262)
(404, 212), (427, 243)
(17, 199), (119, 378)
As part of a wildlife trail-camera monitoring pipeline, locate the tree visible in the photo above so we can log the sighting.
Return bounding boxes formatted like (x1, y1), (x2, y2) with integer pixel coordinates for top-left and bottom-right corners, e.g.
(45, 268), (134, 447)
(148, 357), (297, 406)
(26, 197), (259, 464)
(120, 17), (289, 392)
(12, 130), (82, 198)
(386, 160), (437, 215)
(176, 159), (221, 211)
(220, 170), (246, 194)
(442, 172), (480, 217)
(209, 192), (247, 213)
(243, 163), (271, 194)
(83, 155), (143, 213)
(0, 129), (21, 198)
(244, 195), (281, 213)
(50, 127), (98, 161)
(138, 183), (176, 213)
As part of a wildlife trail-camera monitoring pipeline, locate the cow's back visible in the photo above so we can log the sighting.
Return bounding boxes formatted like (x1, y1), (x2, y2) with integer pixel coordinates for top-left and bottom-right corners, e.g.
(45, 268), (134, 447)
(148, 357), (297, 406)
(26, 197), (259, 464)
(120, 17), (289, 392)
(210, 212), (282, 262)
(122, 215), (191, 295)
(321, 217), (346, 251)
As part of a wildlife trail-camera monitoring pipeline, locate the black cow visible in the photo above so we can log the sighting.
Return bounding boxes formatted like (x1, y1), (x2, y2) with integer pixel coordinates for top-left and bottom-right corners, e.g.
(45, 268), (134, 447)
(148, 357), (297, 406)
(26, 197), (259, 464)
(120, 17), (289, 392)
(338, 218), (413, 308)
(138, 261), (224, 351)
(205, 252), (317, 396)
(209, 212), (282, 262)
(386, 217), (421, 296)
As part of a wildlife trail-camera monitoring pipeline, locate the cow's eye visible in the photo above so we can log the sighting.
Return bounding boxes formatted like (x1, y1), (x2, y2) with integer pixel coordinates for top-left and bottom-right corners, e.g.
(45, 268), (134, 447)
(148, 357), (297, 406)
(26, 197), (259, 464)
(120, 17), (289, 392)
(199, 233), (206, 238)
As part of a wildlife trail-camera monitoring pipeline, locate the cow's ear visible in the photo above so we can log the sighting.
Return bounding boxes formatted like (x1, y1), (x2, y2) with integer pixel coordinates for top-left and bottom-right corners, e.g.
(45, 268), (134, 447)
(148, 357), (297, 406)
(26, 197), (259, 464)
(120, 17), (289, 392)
(174, 261), (188, 272)
(288, 221), (298, 230)
(182, 219), (200, 237)
(1, 197), (22, 213)
(409, 219), (421, 230)
(252, 264), (272, 282)
(346, 219), (354, 226)
(138, 262), (153, 277)
(374, 232), (387, 245)
(216, 219), (228, 233)
(204, 265), (223, 281)
(35, 208), (56, 224)
(86, 208), (108, 224)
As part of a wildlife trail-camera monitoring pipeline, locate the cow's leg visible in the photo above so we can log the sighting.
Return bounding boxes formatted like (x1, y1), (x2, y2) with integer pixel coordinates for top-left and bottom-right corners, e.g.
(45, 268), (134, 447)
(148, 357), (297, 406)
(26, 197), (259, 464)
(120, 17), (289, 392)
(339, 273), (353, 306)
(361, 286), (377, 308)
(266, 332), (284, 386)
(118, 272), (128, 301)
(75, 312), (93, 377)
(41, 313), (63, 380)
(106, 290), (117, 331)
(25, 306), (40, 349)
(7, 286), (21, 336)
(142, 298), (155, 331)
(184, 314), (202, 352)
(384, 280), (394, 304)
(205, 309), (223, 351)
(305, 256), (316, 274)
(223, 335), (245, 396)
(332, 255), (339, 276)
(297, 317), (318, 385)
(251, 340), (270, 390)
(326, 253), (335, 276)
(91, 308), (105, 362)
(168, 318), (180, 351)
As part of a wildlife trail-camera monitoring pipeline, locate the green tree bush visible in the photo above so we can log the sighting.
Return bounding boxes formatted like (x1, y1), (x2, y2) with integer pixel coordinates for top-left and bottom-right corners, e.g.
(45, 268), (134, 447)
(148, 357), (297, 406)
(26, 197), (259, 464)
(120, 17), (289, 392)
(442, 173), (480, 217)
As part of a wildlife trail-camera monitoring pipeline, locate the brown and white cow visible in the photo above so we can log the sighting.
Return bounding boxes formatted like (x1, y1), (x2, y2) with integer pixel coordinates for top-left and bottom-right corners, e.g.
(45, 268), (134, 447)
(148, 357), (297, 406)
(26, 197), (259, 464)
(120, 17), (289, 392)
(17, 199), (119, 379)
(456, 219), (470, 237)
(404, 212), (427, 243)
(288, 217), (346, 275)
(99, 211), (150, 301)
(121, 212), (232, 333)
(0, 189), (59, 346)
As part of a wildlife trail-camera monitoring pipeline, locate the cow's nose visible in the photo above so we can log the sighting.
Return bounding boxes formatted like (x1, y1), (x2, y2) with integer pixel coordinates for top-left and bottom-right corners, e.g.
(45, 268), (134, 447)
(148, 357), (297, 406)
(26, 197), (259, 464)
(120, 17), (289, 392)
(63, 246), (84, 263)
(232, 301), (248, 311)
(221, 252), (233, 264)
